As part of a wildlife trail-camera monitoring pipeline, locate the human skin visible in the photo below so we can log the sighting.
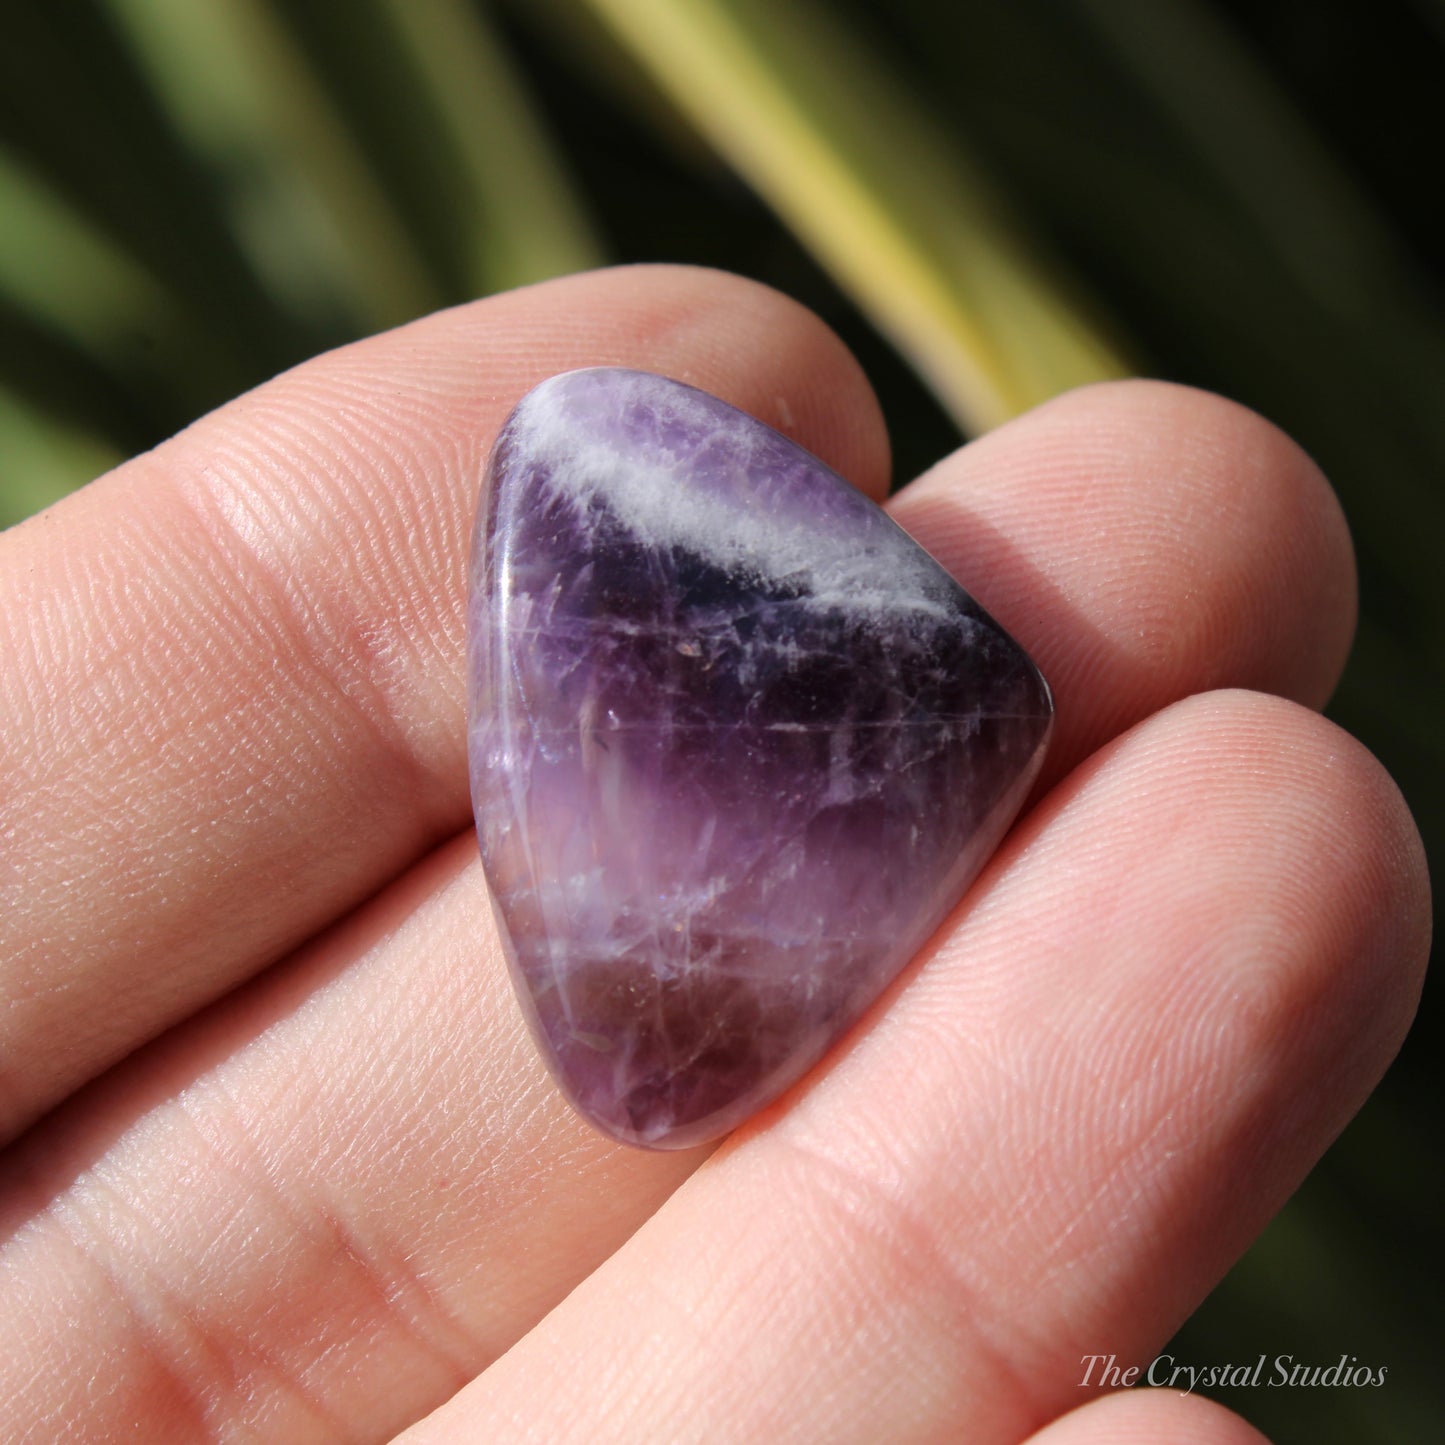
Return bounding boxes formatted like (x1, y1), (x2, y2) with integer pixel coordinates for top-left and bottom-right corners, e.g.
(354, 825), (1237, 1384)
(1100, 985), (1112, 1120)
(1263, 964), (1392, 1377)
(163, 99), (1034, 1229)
(0, 265), (1430, 1443)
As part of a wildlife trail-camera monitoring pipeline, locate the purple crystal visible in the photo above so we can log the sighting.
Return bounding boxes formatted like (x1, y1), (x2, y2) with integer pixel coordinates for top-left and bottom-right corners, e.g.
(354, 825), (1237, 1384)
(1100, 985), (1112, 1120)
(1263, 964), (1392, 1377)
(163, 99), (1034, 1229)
(468, 368), (1052, 1149)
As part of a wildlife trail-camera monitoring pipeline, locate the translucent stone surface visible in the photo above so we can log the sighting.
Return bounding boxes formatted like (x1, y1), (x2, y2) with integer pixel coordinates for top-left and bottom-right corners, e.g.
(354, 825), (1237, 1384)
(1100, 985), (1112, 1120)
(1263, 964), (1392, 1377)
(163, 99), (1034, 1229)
(468, 368), (1052, 1148)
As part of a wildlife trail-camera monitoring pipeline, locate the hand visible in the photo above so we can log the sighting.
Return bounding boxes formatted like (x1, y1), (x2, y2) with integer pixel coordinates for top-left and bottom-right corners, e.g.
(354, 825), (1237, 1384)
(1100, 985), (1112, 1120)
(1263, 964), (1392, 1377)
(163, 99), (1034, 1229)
(0, 267), (1427, 1444)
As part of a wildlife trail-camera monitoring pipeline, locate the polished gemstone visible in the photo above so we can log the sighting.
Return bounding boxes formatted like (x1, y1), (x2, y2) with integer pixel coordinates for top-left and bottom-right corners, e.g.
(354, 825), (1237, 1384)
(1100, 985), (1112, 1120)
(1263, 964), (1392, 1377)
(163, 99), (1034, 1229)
(468, 368), (1052, 1149)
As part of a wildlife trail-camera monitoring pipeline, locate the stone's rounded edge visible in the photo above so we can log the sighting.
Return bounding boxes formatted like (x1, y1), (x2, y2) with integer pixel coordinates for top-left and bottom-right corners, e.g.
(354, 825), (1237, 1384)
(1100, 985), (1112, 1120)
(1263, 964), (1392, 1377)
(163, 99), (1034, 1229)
(576, 1067), (806, 1152)
(1037, 655), (1056, 726)
(1034, 661), (1057, 767)
(581, 1107), (724, 1153)
(1018, 632), (1057, 789)
(617, 1110), (741, 1152)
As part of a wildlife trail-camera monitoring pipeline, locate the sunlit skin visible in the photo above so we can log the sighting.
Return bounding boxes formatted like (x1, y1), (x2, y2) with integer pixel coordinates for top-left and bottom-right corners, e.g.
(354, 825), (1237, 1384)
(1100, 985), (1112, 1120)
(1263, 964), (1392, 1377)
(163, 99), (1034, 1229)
(0, 267), (1429, 1444)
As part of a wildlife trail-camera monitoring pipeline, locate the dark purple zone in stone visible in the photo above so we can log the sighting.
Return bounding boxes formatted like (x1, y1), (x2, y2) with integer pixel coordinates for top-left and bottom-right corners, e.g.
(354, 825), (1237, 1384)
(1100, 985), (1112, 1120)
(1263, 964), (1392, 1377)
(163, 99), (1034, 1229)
(467, 368), (1052, 1149)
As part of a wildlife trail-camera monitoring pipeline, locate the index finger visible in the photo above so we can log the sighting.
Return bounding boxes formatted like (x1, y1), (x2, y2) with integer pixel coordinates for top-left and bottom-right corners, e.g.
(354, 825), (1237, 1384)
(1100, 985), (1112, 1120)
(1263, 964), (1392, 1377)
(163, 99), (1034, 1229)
(0, 265), (889, 1142)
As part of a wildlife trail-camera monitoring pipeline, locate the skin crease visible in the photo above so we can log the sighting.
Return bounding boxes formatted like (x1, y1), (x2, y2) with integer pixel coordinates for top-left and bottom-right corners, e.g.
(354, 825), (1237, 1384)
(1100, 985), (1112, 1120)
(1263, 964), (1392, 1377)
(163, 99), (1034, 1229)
(0, 266), (1429, 1444)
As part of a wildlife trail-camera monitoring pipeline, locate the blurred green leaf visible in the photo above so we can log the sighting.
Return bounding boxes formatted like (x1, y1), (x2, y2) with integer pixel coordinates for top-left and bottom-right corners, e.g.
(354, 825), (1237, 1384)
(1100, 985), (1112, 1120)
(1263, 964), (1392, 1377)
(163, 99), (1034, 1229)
(105, 0), (444, 331)
(0, 144), (238, 428)
(0, 2), (312, 379)
(0, 386), (122, 530)
(374, 0), (606, 291)
(1071, 0), (1445, 334)
(0, 148), (179, 355)
(578, 0), (1132, 432)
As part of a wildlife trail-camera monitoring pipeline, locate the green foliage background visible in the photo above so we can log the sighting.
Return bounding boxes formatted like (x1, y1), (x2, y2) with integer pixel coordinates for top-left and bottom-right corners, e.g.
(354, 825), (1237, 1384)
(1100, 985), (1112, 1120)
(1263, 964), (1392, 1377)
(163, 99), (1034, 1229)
(1, 2), (1439, 1439)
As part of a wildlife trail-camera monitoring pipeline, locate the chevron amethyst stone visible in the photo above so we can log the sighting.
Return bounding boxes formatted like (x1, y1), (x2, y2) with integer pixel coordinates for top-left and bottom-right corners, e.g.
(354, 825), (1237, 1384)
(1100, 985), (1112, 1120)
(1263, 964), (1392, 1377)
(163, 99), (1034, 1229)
(468, 368), (1052, 1149)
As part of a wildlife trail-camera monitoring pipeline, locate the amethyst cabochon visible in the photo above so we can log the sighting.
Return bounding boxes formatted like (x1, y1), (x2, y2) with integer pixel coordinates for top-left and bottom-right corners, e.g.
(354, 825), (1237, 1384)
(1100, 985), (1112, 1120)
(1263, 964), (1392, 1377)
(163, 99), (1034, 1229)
(467, 368), (1052, 1149)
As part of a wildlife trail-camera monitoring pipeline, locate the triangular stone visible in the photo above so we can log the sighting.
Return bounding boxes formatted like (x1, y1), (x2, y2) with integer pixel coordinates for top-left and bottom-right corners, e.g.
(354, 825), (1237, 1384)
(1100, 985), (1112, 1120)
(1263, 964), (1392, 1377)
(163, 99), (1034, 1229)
(468, 368), (1052, 1149)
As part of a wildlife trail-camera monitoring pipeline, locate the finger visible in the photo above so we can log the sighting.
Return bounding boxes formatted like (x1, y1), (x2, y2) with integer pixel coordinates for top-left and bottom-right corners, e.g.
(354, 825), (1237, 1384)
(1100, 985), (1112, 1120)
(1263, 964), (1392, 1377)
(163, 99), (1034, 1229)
(0, 264), (889, 1142)
(1024, 1390), (1273, 1445)
(889, 379), (1358, 793)
(0, 387), (1368, 1443)
(399, 693), (1427, 1445)
(1, 837), (703, 1442)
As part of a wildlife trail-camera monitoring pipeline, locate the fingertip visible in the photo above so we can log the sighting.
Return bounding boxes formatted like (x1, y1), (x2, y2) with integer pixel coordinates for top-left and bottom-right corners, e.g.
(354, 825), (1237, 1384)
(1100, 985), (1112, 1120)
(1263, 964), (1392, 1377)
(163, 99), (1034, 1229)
(1247, 693), (1431, 1066)
(1026, 1387), (1273, 1445)
(1167, 690), (1429, 1056)
(1032, 381), (1357, 713)
(1043, 687), (1428, 1106)
(1080, 380), (1357, 712)
(889, 378), (1360, 786)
